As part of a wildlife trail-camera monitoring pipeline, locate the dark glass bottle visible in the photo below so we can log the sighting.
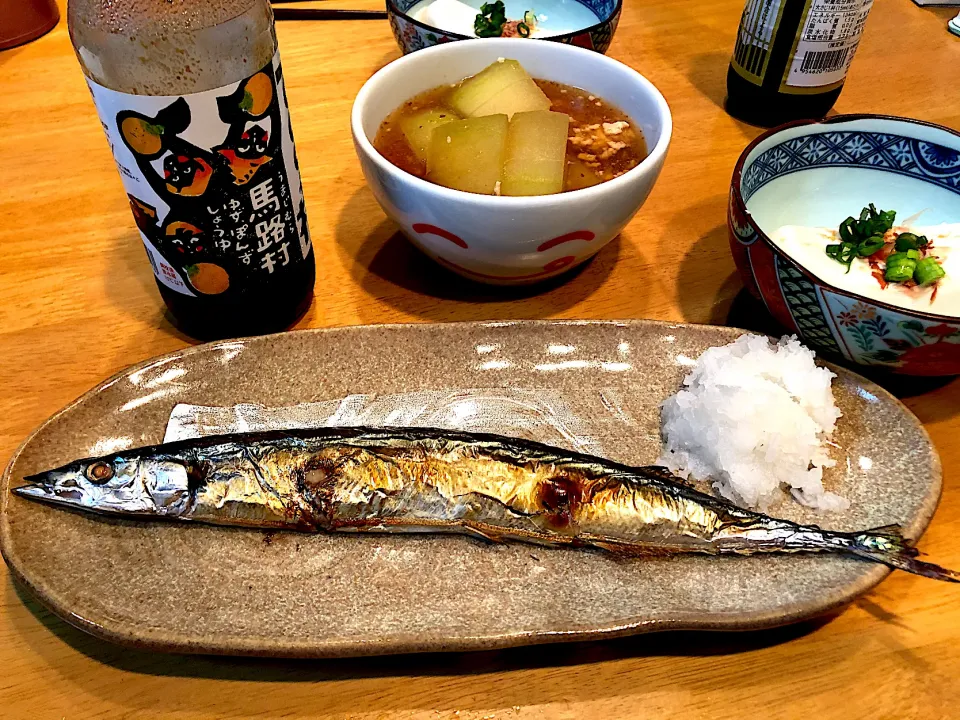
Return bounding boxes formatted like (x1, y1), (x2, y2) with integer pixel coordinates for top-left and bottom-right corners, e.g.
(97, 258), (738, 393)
(726, 0), (875, 127)
(69, 0), (315, 340)
(156, 263), (314, 340)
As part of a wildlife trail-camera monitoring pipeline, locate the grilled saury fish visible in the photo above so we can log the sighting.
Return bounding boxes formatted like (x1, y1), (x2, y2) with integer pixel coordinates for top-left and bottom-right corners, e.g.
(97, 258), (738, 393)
(13, 426), (958, 581)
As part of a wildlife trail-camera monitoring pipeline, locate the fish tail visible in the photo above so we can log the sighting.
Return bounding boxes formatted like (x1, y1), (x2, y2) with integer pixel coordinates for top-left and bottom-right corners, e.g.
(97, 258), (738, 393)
(842, 524), (959, 583)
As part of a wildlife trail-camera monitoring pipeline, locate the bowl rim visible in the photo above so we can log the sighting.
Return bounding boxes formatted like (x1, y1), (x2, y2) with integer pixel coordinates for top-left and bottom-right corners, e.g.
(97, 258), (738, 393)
(351, 37), (672, 207)
(730, 112), (960, 323)
(385, 0), (624, 46)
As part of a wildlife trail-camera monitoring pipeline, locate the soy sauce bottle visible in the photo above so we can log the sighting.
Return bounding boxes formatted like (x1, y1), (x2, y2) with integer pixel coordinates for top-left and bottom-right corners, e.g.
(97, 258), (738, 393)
(68, 0), (315, 339)
(726, 0), (875, 127)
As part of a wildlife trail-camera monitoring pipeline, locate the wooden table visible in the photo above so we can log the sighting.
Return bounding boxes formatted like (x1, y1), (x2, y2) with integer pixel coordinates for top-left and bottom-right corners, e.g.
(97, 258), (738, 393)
(2, 0), (959, 717)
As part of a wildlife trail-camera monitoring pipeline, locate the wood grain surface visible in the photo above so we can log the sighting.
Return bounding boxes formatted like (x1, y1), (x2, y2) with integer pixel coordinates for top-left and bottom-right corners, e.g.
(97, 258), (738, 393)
(1, 1), (959, 718)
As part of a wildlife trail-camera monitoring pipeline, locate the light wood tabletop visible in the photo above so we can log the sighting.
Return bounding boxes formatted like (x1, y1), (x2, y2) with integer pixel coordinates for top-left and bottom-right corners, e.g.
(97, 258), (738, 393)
(2, 0), (960, 717)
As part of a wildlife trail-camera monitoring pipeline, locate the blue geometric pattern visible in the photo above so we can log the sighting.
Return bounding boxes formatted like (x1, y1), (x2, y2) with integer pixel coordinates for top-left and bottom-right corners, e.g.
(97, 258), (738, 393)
(775, 256), (843, 356)
(742, 131), (960, 201)
(728, 191), (757, 245)
(560, 0), (616, 21)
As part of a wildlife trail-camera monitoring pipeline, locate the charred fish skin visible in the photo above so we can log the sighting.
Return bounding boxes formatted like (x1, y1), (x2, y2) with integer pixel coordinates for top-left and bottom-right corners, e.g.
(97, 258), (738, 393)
(13, 426), (959, 582)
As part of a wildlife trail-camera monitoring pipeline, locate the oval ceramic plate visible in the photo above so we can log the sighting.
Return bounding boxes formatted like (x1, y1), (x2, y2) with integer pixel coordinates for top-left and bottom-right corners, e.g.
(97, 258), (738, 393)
(0, 320), (942, 657)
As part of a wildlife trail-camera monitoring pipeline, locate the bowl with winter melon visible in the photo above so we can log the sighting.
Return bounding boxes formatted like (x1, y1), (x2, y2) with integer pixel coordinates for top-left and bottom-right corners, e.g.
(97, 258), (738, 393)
(729, 114), (960, 375)
(351, 38), (671, 284)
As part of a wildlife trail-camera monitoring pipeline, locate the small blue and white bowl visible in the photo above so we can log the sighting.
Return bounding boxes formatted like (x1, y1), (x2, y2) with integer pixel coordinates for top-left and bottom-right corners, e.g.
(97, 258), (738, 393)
(729, 114), (960, 376)
(387, 0), (621, 54)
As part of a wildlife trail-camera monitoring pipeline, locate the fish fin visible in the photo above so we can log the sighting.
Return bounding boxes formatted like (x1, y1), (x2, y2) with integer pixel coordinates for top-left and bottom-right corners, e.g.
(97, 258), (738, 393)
(585, 539), (634, 555)
(581, 536), (679, 558)
(864, 523), (907, 538)
(848, 525), (959, 583)
(460, 522), (506, 544)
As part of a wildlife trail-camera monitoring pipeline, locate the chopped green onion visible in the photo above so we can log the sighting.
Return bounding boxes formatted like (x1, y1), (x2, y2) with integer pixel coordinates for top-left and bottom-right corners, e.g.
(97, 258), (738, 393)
(895, 232), (921, 251)
(517, 21), (530, 36)
(523, 9), (537, 25)
(839, 217), (857, 244)
(878, 209), (896, 230)
(826, 241), (860, 272)
(914, 257), (946, 286)
(863, 205), (896, 238)
(474, 0), (508, 37)
(858, 235), (885, 256)
(885, 252), (917, 283)
(827, 205), (898, 269)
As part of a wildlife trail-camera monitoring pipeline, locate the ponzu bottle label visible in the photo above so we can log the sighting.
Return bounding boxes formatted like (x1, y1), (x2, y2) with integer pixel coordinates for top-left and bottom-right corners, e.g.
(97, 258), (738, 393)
(86, 51), (312, 297)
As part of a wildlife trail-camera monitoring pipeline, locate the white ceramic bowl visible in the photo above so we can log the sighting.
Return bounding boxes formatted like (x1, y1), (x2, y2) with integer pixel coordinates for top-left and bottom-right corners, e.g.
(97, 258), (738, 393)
(351, 38), (672, 284)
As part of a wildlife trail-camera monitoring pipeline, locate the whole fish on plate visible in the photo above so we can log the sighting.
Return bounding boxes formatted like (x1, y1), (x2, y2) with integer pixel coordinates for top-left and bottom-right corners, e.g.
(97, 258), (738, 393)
(13, 426), (958, 582)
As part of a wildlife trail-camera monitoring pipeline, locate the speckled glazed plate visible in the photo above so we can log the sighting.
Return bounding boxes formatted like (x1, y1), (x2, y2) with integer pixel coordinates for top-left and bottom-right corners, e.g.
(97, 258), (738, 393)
(0, 320), (942, 658)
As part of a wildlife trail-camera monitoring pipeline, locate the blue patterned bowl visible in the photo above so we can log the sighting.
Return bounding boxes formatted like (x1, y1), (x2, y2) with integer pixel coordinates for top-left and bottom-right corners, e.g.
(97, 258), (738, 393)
(729, 115), (960, 376)
(387, 0), (621, 54)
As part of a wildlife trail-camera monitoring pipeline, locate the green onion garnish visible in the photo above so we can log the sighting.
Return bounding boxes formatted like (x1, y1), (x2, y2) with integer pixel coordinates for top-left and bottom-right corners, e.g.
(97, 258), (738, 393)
(825, 206), (945, 289)
(895, 232), (922, 251)
(914, 257), (946, 287)
(827, 205), (898, 272)
(838, 217), (857, 244)
(475, 0), (508, 37)
(885, 252), (917, 283)
(858, 235), (886, 256)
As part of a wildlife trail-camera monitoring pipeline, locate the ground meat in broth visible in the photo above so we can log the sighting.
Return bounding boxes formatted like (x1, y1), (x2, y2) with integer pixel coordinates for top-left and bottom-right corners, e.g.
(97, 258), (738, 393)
(537, 80), (645, 183)
(373, 79), (647, 193)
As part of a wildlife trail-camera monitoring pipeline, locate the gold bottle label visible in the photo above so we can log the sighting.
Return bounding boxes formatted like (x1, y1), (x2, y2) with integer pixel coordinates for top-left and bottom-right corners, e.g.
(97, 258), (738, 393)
(730, 0), (788, 85)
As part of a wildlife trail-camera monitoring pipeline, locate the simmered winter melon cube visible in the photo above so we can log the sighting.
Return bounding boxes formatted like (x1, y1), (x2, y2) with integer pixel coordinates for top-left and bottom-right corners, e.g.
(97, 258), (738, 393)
(427, 114), (508, 194)
(400, 107), (460, 163)
(501, 111), (570, 196)
(448, 59), (550, 119)
(565, 158), (603, 191)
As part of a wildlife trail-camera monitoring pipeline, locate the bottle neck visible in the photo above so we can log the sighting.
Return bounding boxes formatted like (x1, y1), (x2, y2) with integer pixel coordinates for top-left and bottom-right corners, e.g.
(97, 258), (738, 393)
(69, 0), (276, 94)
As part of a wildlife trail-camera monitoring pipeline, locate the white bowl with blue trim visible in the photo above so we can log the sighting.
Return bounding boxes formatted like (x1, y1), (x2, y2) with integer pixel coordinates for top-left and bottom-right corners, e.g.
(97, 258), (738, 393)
(729, 114), (960, 376)
(387, 0), (622, 54)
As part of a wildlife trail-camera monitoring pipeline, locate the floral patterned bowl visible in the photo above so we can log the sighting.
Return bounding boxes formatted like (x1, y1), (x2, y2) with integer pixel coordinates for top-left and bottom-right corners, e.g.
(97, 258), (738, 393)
(729, 115), (960, 376)
(387, 0), (621, 55)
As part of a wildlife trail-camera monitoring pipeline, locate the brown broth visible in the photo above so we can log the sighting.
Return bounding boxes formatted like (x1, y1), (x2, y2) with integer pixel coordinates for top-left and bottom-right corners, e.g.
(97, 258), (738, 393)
(373, 79), (647, 194)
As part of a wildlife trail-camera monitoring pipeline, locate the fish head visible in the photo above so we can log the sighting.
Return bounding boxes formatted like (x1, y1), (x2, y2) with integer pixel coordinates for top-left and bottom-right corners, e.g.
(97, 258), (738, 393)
(14, 450), (198, 517)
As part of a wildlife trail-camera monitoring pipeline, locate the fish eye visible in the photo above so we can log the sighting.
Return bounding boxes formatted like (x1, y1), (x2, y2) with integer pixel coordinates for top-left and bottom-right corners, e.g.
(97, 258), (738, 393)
(85, 462), (114, 484)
